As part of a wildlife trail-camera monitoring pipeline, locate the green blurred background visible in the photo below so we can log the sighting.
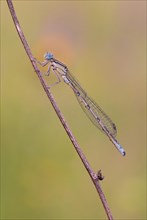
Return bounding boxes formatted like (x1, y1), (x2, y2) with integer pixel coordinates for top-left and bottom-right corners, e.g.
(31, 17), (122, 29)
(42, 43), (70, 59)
(1, 1), (146, 219)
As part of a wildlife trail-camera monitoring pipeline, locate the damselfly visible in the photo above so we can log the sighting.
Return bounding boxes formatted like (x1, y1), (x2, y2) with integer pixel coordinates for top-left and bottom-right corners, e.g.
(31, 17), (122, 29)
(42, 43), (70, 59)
(36, 52), (126, 156)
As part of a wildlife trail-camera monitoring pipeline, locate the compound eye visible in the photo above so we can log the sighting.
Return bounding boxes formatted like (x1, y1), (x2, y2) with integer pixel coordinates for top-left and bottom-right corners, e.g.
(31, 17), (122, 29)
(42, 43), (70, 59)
(44, 52), (54, 60)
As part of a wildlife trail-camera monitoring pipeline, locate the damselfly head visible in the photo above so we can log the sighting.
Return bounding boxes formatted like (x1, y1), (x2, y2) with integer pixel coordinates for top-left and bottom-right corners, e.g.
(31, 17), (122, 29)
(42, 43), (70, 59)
(44, 52), (54, 60)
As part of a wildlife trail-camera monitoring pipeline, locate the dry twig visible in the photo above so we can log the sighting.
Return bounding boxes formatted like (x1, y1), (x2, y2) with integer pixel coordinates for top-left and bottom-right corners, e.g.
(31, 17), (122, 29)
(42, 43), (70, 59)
(6, 1), (113, 219)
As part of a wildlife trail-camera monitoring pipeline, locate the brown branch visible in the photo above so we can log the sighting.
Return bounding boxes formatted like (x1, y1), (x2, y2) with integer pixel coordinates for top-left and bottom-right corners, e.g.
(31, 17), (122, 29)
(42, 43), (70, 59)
(6, 1), (113, 219)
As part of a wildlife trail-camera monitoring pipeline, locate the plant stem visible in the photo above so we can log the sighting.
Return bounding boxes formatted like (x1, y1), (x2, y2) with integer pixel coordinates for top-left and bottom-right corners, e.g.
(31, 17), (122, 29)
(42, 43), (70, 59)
(6, 1), (113, 219)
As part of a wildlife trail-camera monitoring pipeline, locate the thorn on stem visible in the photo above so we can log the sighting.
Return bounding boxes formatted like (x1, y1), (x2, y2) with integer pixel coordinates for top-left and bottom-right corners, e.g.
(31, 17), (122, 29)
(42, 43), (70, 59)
(97, 170), (104, 181)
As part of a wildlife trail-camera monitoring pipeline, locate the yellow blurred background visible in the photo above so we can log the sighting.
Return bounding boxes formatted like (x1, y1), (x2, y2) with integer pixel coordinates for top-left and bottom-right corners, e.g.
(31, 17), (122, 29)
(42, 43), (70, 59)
(1, 1), (146, 219)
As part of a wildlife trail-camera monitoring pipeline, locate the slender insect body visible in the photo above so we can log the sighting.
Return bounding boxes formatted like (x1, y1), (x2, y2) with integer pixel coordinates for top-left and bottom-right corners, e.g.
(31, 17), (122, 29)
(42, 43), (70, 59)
(37, 52), (126, 156)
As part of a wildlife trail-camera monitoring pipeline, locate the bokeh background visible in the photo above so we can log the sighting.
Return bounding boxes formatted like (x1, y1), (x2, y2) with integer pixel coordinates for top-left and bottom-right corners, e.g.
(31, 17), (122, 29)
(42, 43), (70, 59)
(1, 1), (146, 219)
